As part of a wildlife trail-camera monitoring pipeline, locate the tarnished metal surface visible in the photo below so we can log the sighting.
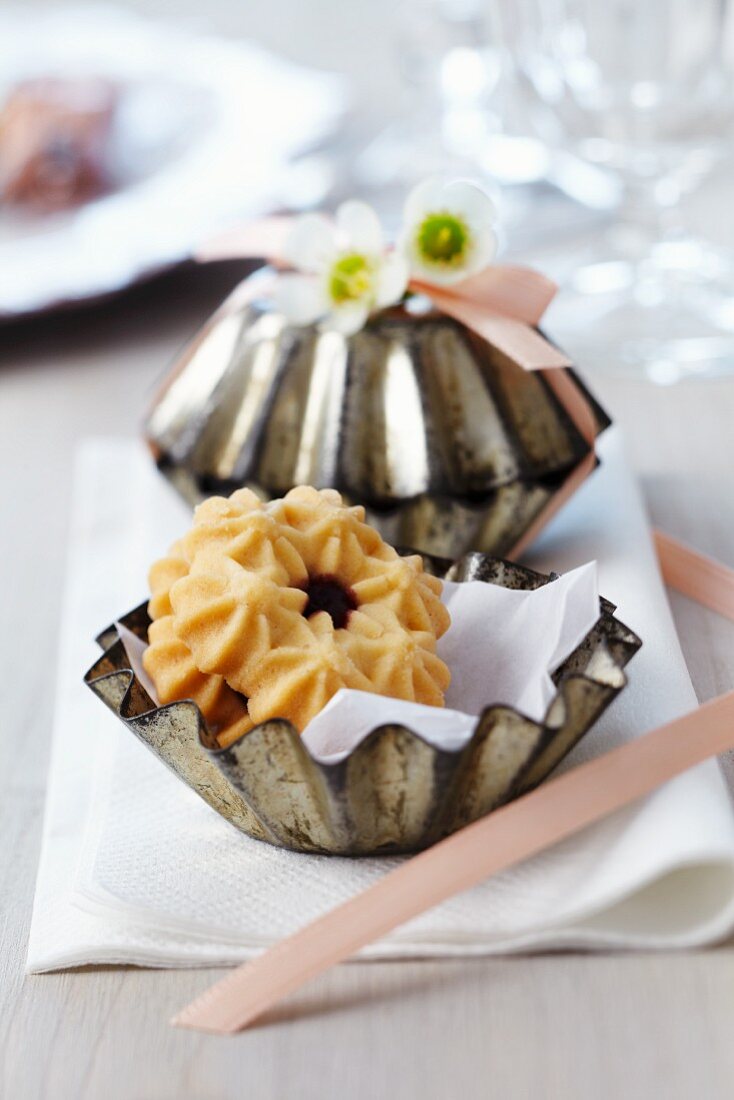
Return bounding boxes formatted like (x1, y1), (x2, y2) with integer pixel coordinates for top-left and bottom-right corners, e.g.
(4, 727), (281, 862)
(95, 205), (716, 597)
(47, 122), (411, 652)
(145, 276), (611, 558)
(84, 553), (641, 856)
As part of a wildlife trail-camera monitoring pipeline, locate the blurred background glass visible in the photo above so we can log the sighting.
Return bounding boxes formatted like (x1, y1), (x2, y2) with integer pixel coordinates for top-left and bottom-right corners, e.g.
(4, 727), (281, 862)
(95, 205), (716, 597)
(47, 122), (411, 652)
(337, 0), (620, 244)
(5, 0), (734, 382)
(294, 0), (734, 381)
(352, 0), (734, 381)
(501, 0), (734, 381)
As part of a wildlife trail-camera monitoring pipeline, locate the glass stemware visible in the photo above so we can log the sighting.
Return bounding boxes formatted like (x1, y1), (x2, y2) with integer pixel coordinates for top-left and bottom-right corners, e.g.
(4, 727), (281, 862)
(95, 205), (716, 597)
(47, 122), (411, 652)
(500, 0), (734, 381)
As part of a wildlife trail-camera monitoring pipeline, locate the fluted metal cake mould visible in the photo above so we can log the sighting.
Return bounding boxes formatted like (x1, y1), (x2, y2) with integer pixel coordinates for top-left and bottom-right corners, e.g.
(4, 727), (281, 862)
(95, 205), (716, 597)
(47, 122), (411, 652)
(144, 275), (610, 559)
(84, 552), (641, 856)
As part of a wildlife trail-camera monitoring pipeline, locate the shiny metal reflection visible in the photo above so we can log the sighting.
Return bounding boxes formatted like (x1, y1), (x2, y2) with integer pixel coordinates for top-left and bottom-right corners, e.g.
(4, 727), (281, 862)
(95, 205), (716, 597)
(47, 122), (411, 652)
(145, 273), (610, 558)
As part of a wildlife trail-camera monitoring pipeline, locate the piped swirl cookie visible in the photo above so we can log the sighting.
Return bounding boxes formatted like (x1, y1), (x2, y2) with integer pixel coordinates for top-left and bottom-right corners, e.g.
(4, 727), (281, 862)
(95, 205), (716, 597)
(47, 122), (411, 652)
(145, 486), (451, 735)
(143, 489), (301, 746)
(143, 538), (253, 748)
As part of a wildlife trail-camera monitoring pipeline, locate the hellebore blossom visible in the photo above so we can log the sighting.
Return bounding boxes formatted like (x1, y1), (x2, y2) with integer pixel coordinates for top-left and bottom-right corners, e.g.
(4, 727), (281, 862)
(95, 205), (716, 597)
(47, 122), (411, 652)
(275, 200), (408, 335)
(400, 178), (498, 287)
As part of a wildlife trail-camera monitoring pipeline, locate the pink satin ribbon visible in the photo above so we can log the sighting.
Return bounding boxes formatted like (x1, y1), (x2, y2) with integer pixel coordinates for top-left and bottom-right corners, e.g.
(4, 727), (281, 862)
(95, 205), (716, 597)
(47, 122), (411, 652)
(173, 534), (734, 1034)
(509, 368), (598, 560)
(412, 269), (571, 371)
(654, 531), (734, 622)
(194, 217), (293, 266)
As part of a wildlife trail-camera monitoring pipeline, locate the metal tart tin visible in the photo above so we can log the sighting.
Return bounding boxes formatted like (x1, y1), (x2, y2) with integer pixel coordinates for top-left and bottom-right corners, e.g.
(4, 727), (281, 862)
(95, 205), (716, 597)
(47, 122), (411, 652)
(144, 275), (610, 559)
(84, 552), (641, 856)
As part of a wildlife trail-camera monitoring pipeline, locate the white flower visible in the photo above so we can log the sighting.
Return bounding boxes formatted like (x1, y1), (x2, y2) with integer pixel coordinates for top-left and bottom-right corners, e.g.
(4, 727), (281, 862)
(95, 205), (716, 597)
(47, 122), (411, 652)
(400, 178), (498, 287)
(274, 201), (409, 335)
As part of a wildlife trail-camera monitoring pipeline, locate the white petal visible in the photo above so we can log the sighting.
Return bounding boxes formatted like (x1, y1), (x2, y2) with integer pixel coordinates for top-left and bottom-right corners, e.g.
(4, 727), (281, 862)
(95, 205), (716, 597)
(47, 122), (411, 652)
(283, 213), (337, 272)
(465, 225), (499, 275)
(407, 255), (470, 287)
(375, 252), (409, 307)
(336, 200), (384, 254)
(325, 302), (370, 336)
(399, 188), (498, 286)
(397, 228), (425, 272)
(395, 229), (445, 285)
(403, 177), (446, 225)
(274, 273), (328, 325)
(440, 180), (497, 229)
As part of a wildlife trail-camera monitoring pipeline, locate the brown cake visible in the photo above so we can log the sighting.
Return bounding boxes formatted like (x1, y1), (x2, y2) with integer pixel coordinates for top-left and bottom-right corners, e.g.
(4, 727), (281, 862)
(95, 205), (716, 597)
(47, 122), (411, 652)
(0, 77), (117, 211)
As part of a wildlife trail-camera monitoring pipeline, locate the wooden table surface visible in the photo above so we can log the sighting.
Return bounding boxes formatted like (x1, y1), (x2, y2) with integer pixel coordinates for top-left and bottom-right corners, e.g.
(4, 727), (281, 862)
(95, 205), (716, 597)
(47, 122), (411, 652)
(3, 259), (734, 1100)
(4, 3), (734, 1097)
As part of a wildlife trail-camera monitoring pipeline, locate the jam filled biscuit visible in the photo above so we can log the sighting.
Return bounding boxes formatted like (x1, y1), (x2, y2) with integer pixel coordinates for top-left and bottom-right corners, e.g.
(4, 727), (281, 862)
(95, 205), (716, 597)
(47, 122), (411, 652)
(143, 537), (253, 749)
(167, 487), (450, 732)
(143, 615), (253, 749)
(143, 490), (302, 746)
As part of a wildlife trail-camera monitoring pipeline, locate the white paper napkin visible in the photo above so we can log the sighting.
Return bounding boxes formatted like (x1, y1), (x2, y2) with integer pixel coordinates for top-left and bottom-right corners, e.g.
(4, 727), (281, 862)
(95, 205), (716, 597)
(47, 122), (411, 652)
(26, 430), (734, 972)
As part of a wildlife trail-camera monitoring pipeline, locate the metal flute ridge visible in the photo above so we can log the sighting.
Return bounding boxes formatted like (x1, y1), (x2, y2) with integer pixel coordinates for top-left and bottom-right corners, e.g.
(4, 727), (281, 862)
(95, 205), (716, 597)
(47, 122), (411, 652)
(145, 285), (610, 560)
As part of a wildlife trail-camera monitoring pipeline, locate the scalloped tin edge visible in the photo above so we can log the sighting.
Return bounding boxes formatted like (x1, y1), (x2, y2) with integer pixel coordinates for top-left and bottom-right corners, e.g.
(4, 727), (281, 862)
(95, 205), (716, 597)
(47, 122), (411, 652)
(84, 553), (641, 855)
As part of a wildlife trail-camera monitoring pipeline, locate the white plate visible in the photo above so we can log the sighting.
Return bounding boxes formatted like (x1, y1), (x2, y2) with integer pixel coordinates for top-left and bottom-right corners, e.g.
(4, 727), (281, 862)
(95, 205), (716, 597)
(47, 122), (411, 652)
(0, 4), (344, 317)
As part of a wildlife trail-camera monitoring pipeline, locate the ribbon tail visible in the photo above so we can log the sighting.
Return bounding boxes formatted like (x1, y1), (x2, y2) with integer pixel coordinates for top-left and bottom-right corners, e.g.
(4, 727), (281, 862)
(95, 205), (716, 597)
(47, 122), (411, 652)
(173, 677), (734, 1034)
(480, 263), (559, 324)
(415, 264), (559, 326)
(422, 288), (572, 371)
(508, 368), (598, 559)
(654, 531), (734, 622)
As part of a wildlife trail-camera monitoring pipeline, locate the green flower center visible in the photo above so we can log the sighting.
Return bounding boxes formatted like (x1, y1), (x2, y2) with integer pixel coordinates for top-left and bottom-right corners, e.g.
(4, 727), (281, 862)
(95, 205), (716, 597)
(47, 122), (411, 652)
(328, 253), (373, 304)
(416, 213), (469, 267)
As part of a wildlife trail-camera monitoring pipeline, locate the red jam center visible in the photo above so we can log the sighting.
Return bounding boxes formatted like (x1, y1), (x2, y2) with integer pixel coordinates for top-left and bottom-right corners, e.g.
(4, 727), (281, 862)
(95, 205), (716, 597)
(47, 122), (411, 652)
(302, 574), (357, 629)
